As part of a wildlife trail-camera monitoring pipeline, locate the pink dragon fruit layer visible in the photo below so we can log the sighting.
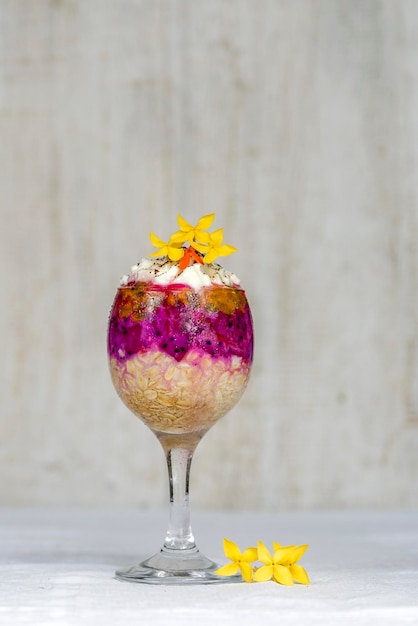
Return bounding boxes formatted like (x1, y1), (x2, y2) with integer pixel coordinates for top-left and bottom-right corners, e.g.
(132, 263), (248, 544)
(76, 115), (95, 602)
(108, 291), (253, 365)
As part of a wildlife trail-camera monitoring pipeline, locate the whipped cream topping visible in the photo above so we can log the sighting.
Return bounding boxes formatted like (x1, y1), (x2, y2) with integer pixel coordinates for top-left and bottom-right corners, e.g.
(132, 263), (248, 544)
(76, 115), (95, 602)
(120, 257), (241, 290)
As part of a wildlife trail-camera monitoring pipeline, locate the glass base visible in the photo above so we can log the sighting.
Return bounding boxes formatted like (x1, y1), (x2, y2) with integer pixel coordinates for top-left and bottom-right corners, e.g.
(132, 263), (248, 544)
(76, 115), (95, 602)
(115, 546), (242, 585)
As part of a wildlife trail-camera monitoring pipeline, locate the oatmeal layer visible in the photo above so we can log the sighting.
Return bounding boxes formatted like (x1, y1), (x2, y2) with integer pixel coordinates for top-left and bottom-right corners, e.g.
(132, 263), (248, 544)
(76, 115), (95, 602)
(110, 348), (250, 434)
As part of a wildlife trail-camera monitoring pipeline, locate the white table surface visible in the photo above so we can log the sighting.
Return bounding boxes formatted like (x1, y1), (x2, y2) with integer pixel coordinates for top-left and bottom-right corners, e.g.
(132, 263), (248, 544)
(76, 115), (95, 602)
(1, 508), (417, 625)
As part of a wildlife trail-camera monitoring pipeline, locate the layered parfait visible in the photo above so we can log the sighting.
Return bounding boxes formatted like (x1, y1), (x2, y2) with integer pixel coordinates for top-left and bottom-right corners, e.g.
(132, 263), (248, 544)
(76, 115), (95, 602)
(107, 214), (253, 441)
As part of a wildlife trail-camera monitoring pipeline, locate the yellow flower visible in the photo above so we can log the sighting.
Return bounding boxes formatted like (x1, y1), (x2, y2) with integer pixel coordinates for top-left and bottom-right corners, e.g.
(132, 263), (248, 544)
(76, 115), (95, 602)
(253, 541), (296, 585)
(149, 232), (184, 262)
(273, 541), (310, 585)
(194, 228), (238, 264)
(215, 538), (258, 583)
(170, 213), (215, 245)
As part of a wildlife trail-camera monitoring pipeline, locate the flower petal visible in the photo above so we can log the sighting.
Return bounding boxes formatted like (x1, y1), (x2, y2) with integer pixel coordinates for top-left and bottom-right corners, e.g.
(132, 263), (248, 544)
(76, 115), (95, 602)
(253, 565), (273, 583)
(218, 244), (238, 257)
(194, 230), (210, 244)
(273, 544), (296, 565)
(202, 248), (219, 264)
(196, 213), (215, 231)
(290, 544), (309, 563)
(209, 228), (224, 246)
(167, 247), (184, 262)
(191, 241), (209, 254)
(273, 546), (296, 565)
(189, 247), (204, 264)
(223, 538), (241, 561)
(149, 249), (165, 258)
(150, 232), (166, 248)
(273, 565), (294, 586)
(240, 547), (258, 563)
(169, 230), (190, 244)
(290, 564), (310, 585)
(257, 541), (272, 565)
(239, 562), (253, 583)
(214, 562), (239, 577)
(177, 214), (193, 232)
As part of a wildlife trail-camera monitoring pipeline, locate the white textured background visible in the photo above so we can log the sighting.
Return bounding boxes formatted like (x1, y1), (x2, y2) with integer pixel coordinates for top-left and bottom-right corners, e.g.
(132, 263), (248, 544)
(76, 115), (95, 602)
(1, 0), (418, 510)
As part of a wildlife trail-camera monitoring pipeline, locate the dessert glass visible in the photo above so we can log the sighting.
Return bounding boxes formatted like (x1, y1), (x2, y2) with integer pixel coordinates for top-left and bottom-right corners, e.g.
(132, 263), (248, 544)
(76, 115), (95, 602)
(108, 282), (253, 583)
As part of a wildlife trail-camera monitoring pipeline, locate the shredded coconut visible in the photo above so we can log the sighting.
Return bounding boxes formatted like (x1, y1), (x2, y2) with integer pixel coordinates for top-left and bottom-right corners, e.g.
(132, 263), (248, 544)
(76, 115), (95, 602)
(120, 256), (240, 289)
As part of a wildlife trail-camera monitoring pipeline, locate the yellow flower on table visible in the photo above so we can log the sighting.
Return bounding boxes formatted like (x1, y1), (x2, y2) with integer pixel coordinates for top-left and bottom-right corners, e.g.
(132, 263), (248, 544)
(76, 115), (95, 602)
(215, 538), (258, 583)
(253, 541), (296, 585)
(273, 541), (310, 585)
(149, 232), (184, 262)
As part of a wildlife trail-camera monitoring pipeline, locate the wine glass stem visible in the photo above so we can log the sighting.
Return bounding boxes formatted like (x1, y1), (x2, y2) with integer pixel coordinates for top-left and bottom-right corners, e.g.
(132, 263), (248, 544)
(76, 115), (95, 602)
(163, 446), (197, 551)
